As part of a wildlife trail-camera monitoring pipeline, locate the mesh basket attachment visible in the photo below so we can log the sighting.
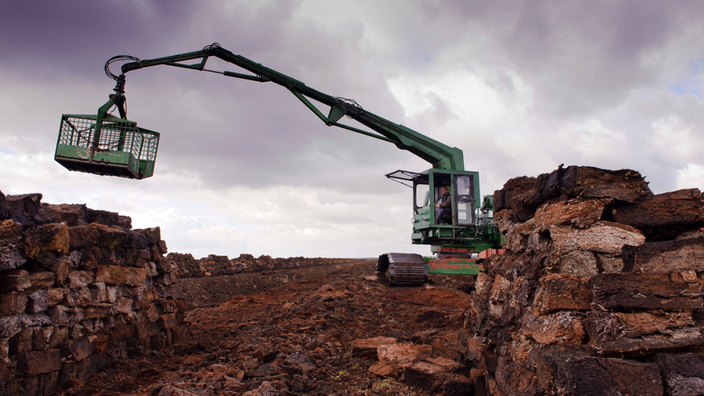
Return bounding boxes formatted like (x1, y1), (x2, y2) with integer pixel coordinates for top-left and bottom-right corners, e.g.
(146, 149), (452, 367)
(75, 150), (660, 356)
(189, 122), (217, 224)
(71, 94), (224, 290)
(54, 114), (160, 179)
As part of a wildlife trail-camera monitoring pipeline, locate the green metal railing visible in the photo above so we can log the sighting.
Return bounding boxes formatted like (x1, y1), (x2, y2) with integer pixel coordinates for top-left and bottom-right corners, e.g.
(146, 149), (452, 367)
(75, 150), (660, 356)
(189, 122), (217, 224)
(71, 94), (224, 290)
(55, 114), (160, 179)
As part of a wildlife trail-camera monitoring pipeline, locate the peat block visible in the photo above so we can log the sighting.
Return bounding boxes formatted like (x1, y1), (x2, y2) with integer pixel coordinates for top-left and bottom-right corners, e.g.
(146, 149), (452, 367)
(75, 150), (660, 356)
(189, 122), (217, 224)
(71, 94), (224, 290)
(537, 346), (663, 396)
(656, 353), (704, 396)
(17, 349), (61, 376)
(622, 237), (704, 274)
(535, 274), (592, 314)
(612, 188), (704, 239)
(494, 166), (652, 221)
(590, 273), (703, 311)
(586, 311), (703, 355)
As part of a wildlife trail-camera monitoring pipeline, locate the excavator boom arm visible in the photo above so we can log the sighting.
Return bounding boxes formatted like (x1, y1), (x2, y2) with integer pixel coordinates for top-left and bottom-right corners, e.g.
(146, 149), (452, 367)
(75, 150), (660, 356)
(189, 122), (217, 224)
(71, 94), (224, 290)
(118, 44), (465, 171)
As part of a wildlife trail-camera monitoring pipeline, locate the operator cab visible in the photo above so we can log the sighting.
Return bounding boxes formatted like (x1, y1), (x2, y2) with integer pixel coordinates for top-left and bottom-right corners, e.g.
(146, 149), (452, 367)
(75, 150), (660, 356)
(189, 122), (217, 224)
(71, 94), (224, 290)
(386, 168), (480, 246)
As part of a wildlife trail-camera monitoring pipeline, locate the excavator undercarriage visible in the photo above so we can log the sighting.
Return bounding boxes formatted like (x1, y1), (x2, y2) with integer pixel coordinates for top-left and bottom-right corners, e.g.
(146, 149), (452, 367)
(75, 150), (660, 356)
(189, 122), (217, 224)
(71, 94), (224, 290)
(377, 253), (428, 286)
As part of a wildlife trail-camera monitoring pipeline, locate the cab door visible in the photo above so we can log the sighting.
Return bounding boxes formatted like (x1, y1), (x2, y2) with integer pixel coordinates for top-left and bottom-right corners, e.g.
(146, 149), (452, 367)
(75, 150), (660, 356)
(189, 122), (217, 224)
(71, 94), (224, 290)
(454, 174), (476, 225)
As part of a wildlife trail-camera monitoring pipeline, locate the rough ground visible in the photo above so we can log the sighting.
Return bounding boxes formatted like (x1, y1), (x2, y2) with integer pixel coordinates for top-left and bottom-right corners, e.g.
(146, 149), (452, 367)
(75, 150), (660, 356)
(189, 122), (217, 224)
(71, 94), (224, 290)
(63, 259), (475, 395)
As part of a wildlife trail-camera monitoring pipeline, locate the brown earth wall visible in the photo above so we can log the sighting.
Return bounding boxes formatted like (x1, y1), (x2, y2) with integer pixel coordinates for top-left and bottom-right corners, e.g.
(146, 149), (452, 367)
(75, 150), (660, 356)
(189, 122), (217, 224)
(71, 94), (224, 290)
(0, 191), (187, 395)
(461, 165), (704, 396)
(166, 252), (350, 278)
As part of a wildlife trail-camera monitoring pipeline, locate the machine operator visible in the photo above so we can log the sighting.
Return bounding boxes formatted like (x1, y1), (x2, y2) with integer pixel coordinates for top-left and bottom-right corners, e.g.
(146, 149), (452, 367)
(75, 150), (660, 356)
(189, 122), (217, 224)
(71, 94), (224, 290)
(435, 186), (451, 223)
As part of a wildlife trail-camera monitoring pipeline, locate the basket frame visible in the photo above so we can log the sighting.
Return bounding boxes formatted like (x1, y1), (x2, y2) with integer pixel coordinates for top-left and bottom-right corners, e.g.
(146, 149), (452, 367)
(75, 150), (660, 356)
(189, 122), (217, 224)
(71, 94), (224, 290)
(55, 113), (160, 179)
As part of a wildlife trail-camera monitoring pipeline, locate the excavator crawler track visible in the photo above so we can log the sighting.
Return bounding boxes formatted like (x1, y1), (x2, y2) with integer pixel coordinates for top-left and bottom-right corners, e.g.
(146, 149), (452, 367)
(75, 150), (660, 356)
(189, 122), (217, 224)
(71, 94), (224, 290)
(377, 253), (427, 286)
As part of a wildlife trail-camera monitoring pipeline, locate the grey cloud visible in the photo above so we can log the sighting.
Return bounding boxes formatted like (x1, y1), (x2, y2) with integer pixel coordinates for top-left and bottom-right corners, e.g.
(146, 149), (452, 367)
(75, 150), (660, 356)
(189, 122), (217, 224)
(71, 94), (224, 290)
(395, 1), (702, 120)
(0, 0), (196, 78)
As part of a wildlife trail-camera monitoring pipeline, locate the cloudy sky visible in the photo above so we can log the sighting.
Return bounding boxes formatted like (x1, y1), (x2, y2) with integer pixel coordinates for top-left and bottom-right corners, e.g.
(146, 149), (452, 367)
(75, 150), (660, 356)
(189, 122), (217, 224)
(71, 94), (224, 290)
(1, 1), (703, 259)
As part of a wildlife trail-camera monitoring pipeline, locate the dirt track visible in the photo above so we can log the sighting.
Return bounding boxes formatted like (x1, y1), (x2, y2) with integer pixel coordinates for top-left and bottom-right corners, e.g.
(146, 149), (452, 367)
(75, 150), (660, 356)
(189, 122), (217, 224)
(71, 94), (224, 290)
(64, 259), (476, 395)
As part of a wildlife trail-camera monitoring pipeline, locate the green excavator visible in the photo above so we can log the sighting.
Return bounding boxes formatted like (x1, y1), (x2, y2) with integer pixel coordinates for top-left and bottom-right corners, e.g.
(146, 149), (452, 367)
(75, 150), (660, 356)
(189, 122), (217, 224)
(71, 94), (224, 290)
(55, 43), (502, 285)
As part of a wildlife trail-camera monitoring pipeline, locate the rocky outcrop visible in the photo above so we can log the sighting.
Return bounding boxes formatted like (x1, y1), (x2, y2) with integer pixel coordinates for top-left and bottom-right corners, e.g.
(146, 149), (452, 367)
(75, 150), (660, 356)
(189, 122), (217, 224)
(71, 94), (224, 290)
(0, 190), (187, 395)
(461, 165), (704, 396)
